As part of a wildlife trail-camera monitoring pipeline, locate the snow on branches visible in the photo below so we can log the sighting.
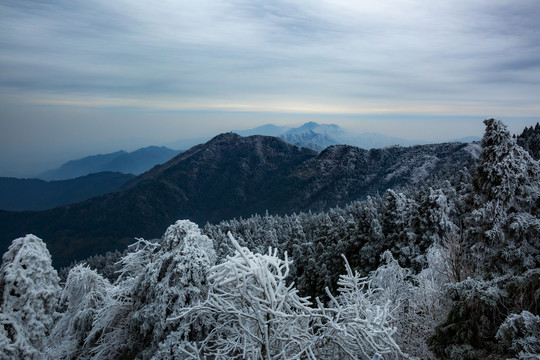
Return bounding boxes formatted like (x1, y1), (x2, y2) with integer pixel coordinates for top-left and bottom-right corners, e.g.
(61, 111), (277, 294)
(175, 232), (318, 359)
(318, 255), (403, 360)
(175, 233), (403, 360)
(0, 234), (61, 359)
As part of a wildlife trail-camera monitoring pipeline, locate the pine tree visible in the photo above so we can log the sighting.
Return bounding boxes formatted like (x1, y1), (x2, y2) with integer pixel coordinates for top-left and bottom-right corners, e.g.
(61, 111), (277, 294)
(470, 118), (540, 273)
(128, 220), (216, 359)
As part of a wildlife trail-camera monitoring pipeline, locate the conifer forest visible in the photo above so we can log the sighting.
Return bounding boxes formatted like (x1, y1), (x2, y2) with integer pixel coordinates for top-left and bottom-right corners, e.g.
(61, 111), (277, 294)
(1, 119), (539, 360)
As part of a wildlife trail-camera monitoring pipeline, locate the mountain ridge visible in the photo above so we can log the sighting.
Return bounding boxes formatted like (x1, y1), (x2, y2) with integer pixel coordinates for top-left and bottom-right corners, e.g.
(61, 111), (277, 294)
(0, 172), (135, 211)
(0, 133), (479, 267)
(39, 146), (181, 180)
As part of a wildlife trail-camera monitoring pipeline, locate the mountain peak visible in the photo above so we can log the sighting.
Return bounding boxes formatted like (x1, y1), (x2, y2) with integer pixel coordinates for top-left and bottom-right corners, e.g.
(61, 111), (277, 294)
(211, 132), (243, 141)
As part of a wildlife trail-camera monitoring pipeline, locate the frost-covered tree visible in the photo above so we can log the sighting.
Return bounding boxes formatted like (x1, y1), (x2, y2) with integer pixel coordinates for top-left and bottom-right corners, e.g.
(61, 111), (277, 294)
(176, 233), (318, 359)
(496, 310), (540, 359)
(81, 237), (160, 359)
(318, 256), (404, 360)
(46, 265), (113, 359)
(128, 220), (216, 359)
(354, 196), (385, 272)
(470, 118), (540, 273)
(176, 233), (406, 360)
(430, 120), (540, 359)
(381, 190), (420, 268)
(0, 234), (61, 359)
(78, 220), (215, 360)
(517, 122), (540, 160)
(417, 187), (457, 246)
(367, 249), (449, 359)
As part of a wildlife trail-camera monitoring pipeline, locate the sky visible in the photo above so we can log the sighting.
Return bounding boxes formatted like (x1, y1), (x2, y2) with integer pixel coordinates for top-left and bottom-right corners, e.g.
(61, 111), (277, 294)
(1, 0), (539, 177)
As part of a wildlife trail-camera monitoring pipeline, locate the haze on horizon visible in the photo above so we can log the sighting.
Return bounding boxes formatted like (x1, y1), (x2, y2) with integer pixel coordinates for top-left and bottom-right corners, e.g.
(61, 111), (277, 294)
(1, 0), (539, 177)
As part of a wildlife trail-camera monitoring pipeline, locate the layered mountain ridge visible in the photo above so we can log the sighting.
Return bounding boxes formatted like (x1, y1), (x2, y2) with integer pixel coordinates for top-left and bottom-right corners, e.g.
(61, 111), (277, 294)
(39, 146), (181, 180)
(0, 133), (479, 267)
(0, 172), (135, 211)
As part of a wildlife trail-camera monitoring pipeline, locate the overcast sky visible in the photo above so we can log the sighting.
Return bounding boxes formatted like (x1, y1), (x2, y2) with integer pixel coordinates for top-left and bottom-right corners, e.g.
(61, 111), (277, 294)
(1, 0), (539, 176)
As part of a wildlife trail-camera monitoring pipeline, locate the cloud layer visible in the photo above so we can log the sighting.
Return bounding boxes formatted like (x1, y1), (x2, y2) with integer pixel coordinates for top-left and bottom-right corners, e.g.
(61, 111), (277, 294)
(1, 0), (539, 175)
(2, 0), (539, 112)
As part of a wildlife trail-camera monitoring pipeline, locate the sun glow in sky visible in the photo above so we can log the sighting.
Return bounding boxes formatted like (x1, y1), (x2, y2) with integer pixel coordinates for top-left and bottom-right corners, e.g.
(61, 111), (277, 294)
(1, 0), (539, 176)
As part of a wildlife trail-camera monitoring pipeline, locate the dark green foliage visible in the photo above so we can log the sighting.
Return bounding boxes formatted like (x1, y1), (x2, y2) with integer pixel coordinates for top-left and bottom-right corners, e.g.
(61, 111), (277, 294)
(429, 278), (507, 359)
(430, 271), (540, 360)
(517, 122), (540, 160)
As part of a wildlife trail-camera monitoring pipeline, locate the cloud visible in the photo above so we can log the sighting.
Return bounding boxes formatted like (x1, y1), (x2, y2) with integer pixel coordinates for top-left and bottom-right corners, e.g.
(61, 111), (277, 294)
(1, 0), (539, 175)
(1, 0), (539, 111)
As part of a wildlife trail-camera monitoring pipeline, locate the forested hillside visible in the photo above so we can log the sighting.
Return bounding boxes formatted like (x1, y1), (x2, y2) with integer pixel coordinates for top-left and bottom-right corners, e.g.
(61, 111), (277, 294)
(517, 122), (540, 160)
(0, 119), (539, 359)
(0, 172), (134, 211)
(0, 134), (476, 268)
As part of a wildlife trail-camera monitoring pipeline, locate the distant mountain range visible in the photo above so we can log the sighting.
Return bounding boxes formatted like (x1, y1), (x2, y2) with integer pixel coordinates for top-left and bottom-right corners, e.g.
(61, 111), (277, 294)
(39, 146), (181, 180)
(2, 122), (479, 212)
(0, 133), (480, 267)
(234, 121), (423, 151)
(36, 122), (479, 181)
(0, 172), (135, 211)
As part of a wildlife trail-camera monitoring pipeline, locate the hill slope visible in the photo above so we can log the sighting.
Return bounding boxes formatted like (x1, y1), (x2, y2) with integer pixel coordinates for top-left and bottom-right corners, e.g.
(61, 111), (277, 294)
(40, 146), (181, 180)
(0, 133), (479, 267)
(0, 172), (135, 211)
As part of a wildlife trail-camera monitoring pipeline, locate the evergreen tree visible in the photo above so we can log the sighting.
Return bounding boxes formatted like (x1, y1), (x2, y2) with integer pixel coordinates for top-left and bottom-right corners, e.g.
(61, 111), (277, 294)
(517, 122), (540, 160)
(0, 235), (61, 359)
(127, 220), (216, 359)
(470, 118), (540, 274)
(430, 119), (540, 359)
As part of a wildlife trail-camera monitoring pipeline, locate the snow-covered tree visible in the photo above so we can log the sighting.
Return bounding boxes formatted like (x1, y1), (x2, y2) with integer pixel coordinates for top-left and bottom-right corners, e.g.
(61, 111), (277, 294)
(46, 264), (113, 359)
(318, 256), (404, 360)
(517, 122), (540, 160)
(128, 220), (216, 359)
(417, 187), (457, 246)
(368, 249), (449, 359)
(80, 237), (160, 359)
(381, 190), (420, 268)
(355, 196), (385, 272)
(0, 234), (61, 359)
(77, 220), (215, 359)
(496, 310), (540, 359)
(176, 233), (318, 359)
(471, 118), (540, 273)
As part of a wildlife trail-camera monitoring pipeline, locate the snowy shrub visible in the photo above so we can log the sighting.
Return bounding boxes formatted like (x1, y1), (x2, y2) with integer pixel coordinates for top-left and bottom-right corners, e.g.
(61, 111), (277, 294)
(46, 264), (113, 359)
(367, 249), (449, 359)
(496, 311), (540, 359)
(318, 256), (404, 360)
(176, 232), (319, 359)
(0, 234), (61, 359)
